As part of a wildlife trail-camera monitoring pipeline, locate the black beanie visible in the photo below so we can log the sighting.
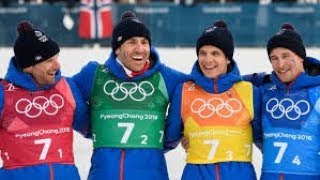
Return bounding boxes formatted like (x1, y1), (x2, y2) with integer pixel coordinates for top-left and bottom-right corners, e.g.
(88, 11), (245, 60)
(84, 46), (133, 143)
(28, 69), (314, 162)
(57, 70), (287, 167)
(196, 20), (234, 61)
(111, 11), (151, 51)
(267, 23), (306, 60)
(14, 21), (60, 69)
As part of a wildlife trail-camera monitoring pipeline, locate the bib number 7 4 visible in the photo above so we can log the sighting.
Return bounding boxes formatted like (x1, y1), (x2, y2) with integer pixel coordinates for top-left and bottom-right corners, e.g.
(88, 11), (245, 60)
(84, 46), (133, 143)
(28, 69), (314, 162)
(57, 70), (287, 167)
(273, 142), (301, 165)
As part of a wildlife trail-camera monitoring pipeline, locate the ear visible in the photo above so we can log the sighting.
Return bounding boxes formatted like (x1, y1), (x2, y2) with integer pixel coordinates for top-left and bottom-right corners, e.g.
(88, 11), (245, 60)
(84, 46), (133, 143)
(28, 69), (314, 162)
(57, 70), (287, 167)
(115, 48), (120, 56)
(226, 58), (231, 64)
(300, 58), (304, 63)
(22, 66), (32, 73)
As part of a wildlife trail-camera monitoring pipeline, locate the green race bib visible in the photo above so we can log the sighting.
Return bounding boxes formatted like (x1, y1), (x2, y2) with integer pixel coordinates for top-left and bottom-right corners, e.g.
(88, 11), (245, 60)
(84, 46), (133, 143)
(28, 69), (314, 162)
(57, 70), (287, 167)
(90, 65), (169, 148)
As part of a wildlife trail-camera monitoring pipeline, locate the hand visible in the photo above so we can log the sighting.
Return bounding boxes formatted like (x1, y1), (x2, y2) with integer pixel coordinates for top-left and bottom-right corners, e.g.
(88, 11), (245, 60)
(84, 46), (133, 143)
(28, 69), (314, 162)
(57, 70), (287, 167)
(181, 137), (189, 152)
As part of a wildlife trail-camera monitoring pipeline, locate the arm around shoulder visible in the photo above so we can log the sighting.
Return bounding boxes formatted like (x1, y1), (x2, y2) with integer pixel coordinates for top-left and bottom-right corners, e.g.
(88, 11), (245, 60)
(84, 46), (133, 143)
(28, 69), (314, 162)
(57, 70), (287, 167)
(252, 85), (262, 150)
(164, 83), (184, 152)
(66, 77), (91, 138)
(243, 72), (268, 87)
(159, 65), (190, 99)
(71, 61), (99, 101)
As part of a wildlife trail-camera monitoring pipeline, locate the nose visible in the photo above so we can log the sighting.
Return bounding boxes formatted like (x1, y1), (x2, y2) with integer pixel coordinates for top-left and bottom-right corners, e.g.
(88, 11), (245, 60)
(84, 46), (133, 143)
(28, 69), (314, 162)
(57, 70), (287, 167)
(204, 55), (215, 63)
(134, 42), (146, 53)
(52, 58), (61, 69)
(277, 59), (287, 69)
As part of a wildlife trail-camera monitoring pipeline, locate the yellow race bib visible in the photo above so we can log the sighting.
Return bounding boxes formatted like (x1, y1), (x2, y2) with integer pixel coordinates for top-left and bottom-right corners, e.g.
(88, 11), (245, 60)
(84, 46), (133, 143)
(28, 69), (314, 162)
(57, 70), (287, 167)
(182, 81), (254, 164)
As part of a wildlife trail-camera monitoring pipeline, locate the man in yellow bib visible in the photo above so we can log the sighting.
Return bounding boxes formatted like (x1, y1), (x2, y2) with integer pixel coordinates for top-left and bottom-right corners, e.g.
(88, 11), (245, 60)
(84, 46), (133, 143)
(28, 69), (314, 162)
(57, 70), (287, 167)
(166, 20), (261, 180)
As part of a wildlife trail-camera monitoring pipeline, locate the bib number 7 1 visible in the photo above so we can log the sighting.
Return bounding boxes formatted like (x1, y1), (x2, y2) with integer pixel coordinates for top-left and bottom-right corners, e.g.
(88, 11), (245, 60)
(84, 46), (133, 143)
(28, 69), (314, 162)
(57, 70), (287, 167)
(34, 138), (63, 160)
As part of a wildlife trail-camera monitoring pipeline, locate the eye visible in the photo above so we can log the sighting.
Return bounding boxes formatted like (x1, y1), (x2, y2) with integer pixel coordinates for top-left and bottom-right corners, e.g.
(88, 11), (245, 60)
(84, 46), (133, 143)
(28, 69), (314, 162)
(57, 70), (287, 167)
(198, 51), (206, 57)
(282, 54), (291, 60)
(270, 56), (278, 62)
(128, 41), (136, 45)
(141, 39), (149, 45)
(212, 51), (220, 56)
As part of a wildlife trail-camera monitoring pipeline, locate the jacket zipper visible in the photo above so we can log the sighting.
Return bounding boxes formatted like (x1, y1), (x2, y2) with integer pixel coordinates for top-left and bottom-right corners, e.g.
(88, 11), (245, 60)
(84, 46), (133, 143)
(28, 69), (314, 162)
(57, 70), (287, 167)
(214, 164), (220, 180)
(279, 173), (284, 180)
(213, 79), (218, 94)
(284, 72), (302, 94)
(120, 149), (125, 180)
(49, 163), (54, 180)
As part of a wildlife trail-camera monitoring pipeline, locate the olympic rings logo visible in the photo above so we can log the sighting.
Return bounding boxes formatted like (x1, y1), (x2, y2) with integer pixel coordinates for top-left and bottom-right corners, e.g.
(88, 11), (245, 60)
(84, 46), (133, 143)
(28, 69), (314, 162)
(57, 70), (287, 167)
(266, 98), (310, 121)
(190, 98), (242, 118)
(103, 80), (154, 101)
(15, 94), (64, 118)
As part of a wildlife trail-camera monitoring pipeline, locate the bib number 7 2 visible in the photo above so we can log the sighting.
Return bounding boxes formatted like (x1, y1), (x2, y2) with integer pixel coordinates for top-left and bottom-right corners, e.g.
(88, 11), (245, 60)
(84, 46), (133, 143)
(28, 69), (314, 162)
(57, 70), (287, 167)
(117, 122), (164, 145)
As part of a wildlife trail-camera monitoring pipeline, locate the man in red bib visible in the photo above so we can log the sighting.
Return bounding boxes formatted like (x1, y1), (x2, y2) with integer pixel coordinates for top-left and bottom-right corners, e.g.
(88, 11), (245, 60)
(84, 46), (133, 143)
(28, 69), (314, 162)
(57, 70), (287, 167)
(0, 21), (89, 180)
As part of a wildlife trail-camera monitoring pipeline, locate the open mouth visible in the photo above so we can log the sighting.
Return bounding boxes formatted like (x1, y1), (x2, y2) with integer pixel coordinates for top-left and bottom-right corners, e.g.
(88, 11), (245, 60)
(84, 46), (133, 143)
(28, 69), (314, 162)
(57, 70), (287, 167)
(204, 65), (217, 71)
(277, 69), (289, 75)
(48, 72), (56, 77)
(132, 56), (143, 61)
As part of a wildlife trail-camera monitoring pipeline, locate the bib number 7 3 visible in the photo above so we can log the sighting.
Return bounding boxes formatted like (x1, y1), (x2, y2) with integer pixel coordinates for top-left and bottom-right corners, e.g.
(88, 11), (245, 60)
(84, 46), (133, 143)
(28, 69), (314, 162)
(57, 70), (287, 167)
(204, 140), (251, 160)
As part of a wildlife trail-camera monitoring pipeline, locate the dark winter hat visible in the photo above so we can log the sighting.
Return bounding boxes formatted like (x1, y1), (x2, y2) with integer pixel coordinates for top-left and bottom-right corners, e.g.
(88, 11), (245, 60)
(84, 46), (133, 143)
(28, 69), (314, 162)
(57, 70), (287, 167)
(196, 20), (234, 60)
(111, 11), (151, 52)
(267, 23), (306, 60)
(13, 21), (60, 69)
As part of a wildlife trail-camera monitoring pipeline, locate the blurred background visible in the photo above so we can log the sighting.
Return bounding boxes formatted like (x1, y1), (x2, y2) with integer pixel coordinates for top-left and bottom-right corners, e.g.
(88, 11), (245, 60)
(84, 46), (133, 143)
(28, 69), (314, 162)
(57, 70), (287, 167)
(0, 0), (319, 48)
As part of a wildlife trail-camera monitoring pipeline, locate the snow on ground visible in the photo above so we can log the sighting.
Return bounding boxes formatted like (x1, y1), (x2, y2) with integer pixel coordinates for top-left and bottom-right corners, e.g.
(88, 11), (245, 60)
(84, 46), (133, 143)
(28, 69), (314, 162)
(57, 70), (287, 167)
(1, 47), (320, 179)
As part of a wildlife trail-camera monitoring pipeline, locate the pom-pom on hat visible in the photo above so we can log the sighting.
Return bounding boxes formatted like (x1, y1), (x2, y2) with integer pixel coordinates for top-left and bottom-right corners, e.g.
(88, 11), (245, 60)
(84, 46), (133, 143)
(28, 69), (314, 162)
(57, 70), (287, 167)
(13, 21), (60, 69)
(267, 23), (306, 60)
(111, 11), (151, 52)
(196, 20), (234, 61)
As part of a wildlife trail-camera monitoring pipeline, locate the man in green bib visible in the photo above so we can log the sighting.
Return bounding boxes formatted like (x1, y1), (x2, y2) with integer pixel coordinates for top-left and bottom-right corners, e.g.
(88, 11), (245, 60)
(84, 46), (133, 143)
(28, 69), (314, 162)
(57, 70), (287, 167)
(73, 11), (188, 180)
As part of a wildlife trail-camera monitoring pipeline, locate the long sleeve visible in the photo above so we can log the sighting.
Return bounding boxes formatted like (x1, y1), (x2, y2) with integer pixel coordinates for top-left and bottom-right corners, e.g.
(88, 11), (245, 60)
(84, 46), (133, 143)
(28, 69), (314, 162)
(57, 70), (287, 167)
(243, 72), (267, 87)
(164, 83), (184, 152)
(66, 77), (91, 138)
(251, 85), (262, 150)
(71, 61), (99, 101)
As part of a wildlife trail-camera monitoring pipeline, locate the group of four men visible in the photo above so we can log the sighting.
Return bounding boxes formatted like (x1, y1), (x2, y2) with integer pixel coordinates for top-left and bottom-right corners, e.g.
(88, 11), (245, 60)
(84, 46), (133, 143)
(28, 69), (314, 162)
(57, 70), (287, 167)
(0, 10), (319, 180)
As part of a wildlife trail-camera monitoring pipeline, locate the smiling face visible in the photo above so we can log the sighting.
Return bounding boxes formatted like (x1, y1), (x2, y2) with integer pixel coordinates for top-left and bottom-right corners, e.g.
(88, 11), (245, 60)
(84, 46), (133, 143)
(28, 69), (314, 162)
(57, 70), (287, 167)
(23, 53), (61, 86)
(115, 36), (150, 72)
(198, 45), (230, 79)
(269, 47), (304, 83)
